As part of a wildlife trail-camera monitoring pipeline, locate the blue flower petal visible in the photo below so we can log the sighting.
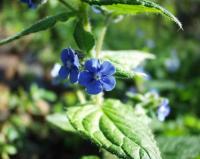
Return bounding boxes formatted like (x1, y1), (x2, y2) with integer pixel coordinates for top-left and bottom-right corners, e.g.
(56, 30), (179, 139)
(68, 49), (76, 61)
(86, 80), (103, 95)
(69, 68), (79, 83)
(157, 103), (170, 122)
(100, 76), (116, 91)
(161, 98), (169, 107)
(85, 59), (101, 73)
(59, 66), (69, 79)
(61, 49), (70, 63)
(61, 48), (74, 63)
(72, 54), (80, 68)
(100, 61), (116, 76)
(79, 71), (93, 87)
(61, 48), (79, 68)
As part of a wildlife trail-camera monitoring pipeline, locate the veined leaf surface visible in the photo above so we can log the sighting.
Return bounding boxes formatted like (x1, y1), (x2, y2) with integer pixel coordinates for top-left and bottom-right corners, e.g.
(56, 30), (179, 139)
(67, 99), (161, 159)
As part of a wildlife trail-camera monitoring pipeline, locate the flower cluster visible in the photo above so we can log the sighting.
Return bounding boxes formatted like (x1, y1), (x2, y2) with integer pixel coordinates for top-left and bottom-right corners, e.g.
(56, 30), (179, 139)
(20, 0), (36, 8)
(157, 98), (171, 122)
(57, 48), (116, 95)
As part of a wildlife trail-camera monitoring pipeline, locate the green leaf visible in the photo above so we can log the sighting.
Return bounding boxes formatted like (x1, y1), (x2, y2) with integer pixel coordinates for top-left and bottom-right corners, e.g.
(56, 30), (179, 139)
(4, 145), (17, 155)
(0, 12), (75, 45)
(102, 50), (155, 69)
(67, 99), (162, 159)
(46, 113), (76, 133)
(30, 84), (57, 102)
(83, 0), (182, 29)
(157, 136), (200, 159)
(101, 50), (155, 79)
(74, 20), (95, 52)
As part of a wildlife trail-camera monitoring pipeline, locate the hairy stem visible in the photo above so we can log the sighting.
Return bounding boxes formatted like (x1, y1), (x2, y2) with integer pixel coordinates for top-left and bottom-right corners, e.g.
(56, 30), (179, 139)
(80, 3), (91, 32)
(76, 90), (86, 104)
(95, 15), (111, 58)
(92, 92), (104, 106)
(95, 26), (107, 58)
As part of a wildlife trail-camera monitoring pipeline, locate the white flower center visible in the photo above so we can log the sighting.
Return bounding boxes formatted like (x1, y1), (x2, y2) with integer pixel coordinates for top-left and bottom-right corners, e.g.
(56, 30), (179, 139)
(94, 73), (101, 80)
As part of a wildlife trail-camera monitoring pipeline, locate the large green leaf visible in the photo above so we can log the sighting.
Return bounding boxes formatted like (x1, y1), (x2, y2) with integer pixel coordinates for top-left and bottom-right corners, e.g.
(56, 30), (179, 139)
(0, 12), (75, 45)
(101, 50), (155, 79)
(46, 113), (76, 133)
(83, 0), (182, 29)
(157, 136), (200, 159)
(67, 99), (161, 159)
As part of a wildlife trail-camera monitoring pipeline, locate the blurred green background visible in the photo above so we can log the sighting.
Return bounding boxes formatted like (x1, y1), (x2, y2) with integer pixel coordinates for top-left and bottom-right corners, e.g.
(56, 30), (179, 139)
(0, 0), (200, 159)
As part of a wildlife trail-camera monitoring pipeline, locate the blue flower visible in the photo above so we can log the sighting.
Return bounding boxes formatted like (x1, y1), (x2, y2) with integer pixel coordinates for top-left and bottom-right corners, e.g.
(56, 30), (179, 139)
(165, 50), (180, 73)
(59, 48), (80, 83)
(157, 98), (171, 122)
(79, 59), (116, 95)
(20, 0), (36, 8)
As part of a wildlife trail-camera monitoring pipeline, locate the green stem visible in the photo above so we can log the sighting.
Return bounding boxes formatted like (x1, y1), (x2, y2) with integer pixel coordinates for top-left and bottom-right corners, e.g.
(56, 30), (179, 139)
(95, 26), (107, 58)
(80, 3), (91, 32)
(95, 15), (111, 58)
(58, 0), (77, 12)
(135, 76), (145, 93)
(76, 90), (86, 104)
(96, 93), (104, 106)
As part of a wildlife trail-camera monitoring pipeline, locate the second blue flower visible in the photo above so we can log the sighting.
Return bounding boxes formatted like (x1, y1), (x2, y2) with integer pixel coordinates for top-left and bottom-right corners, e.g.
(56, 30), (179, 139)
(79, 59), (116, 95)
